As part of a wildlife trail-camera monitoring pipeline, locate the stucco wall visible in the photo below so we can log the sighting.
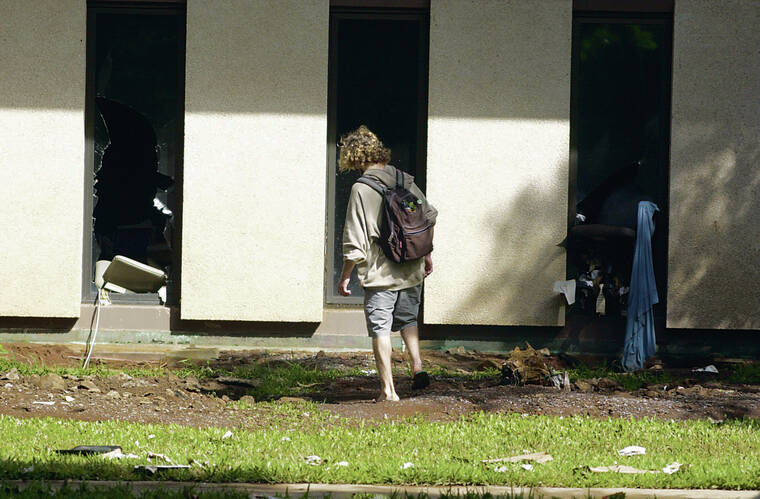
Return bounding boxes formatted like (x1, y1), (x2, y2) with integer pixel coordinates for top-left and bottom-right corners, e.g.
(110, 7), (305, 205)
(668, 0), (760, 329)
(182, 0), (328, 321)
(424, 0), (572, 326)
(0, 1), (85, 317)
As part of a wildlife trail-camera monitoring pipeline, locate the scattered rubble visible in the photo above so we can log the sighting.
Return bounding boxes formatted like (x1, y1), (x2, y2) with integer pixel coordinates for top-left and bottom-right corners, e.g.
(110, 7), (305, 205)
(0, 343), (758, 426)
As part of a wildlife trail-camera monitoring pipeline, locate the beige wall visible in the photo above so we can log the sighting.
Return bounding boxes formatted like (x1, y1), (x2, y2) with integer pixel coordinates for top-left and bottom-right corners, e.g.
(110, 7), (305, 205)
(0, 1), (85, 317)
(424, 0), (572, 326)
(668, 0), (760, 329)
(182, 0), (328, 321)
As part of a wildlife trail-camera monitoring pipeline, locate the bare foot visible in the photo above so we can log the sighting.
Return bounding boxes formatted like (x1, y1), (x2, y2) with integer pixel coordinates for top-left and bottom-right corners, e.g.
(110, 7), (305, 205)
(374, 392), (400, 402)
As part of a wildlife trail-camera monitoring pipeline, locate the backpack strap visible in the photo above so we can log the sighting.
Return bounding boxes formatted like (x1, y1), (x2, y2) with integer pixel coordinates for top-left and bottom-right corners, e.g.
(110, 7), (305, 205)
(356, 176), (386, 195)
(395, 168), (404, 188)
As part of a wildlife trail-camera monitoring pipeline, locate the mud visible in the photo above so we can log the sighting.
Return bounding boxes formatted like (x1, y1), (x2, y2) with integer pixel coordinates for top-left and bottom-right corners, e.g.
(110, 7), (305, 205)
(1, 343), (759, 428)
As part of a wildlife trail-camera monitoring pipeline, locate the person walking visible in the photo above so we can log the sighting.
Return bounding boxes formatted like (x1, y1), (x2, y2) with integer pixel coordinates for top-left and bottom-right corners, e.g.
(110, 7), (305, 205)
(337, 125), (437, 402)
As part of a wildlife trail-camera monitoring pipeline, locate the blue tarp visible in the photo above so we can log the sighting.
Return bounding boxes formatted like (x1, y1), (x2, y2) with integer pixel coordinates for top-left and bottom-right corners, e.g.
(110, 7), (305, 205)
(622, 201), (659, 372)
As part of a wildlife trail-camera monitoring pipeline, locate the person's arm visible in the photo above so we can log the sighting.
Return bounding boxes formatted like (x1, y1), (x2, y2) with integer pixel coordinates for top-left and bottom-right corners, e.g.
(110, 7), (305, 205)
(337, 260), (356, 296)
(339, 186), (367, 296)
(424, 254), (433, 277)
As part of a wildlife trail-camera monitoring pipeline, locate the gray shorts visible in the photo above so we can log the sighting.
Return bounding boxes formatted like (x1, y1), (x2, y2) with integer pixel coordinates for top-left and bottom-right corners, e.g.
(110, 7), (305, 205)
(363, 285), (422, 338)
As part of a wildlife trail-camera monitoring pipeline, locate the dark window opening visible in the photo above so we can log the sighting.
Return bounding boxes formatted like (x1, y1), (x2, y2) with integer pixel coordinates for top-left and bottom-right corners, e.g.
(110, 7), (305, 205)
(325, 8), (429, 304)
(568, 13), (672, 317)
(83, 4), (185, 305)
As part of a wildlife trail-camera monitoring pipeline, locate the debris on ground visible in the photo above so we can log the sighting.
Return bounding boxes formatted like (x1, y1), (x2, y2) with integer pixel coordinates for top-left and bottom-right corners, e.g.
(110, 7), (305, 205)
(482, 452), (553, 465)
(304, 455), (322, 465)
(101, 448), (139, 460)
(57, 445), (122, 455)
(618, 446), (646, 457)
(500, 343), (553, 386)
(662, 462), (683, 474)
(1, 342), (759, 426)
(693, 365), (719, 373)
(588, 465), (656, 474)
(1, 368), (20, 381)
(588, 462), (683, 474)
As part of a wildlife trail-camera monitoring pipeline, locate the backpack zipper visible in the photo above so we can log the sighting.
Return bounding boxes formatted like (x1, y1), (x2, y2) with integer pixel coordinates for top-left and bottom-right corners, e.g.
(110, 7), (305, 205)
(405, 224), (433, 236)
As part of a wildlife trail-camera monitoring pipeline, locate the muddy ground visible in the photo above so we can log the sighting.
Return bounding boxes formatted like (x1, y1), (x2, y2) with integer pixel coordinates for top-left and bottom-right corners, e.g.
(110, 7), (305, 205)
(1, 343), (759, 428)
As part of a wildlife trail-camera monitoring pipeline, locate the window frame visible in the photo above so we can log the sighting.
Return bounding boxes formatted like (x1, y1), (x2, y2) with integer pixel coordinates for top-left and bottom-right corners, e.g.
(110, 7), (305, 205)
(81, 0), (186, 305)
(324, 5), (430, 305)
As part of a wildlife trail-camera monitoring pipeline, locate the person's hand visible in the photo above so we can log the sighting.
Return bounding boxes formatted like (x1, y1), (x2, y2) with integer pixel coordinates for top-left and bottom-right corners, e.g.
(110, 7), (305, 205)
(337, 276), (352, 296)
(424, 254), (433, 277)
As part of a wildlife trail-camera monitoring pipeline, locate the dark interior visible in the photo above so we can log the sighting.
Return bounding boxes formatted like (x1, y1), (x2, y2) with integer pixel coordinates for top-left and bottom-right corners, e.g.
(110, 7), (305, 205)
(569, 18), (671, 316)
(89, 11), (182, 303)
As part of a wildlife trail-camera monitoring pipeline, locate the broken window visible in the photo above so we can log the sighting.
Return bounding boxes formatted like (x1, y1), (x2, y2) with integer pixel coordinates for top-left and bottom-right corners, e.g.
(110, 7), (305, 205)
(326, 7), (430, 304)
(567, 12), (672, 316)
(83, 5), (185, 305)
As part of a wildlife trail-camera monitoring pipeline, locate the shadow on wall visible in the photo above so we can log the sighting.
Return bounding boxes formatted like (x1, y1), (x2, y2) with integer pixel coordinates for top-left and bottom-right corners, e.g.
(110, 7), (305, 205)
(434, 168), (568, 327)
(667, 122), (760, 330)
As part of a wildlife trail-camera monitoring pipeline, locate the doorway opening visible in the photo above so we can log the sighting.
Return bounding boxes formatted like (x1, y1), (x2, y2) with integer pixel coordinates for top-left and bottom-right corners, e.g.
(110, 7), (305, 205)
(325, 5), (429, 304)
(83, 2), (185, 305)
(567, 9), (672, 317)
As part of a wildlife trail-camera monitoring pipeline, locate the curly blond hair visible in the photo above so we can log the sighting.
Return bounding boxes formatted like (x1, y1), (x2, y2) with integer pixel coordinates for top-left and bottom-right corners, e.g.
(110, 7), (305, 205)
(337, 125), (391, 172)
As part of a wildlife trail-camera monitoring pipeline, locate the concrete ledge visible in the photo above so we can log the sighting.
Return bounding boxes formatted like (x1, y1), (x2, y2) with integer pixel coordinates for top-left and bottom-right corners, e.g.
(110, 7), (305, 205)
(5, 481), (760, 499)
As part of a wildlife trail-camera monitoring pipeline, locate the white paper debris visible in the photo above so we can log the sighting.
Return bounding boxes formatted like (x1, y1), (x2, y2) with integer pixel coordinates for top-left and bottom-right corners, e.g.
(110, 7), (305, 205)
(662, 462), (682, 474)
(32, 401), (55, 406)
(222, 430), (233, 440)
(64, 396), (75, 402)
(589, 465), (655, 474)
(521, 464), (534, 471)
(400, 462), (414, 469)
(618, 446), (646, 457)
(481, 452), (553, 464)
(336, 461), (349, 467)
(493, 465), (508, 473)
(147, 434), (156, 440)
(305, 455), (322, 465)
(101, 448), (139, 460)
(693, 365), (718, 373)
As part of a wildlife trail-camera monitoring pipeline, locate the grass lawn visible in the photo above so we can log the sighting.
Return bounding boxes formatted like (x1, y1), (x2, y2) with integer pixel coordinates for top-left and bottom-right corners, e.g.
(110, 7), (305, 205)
(1, 407), (759, 490)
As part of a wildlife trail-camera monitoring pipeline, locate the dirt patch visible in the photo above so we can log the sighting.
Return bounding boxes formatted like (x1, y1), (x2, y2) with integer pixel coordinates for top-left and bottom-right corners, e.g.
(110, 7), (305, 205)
(1, 343), (82, 368)
(1, 342), (759, 428)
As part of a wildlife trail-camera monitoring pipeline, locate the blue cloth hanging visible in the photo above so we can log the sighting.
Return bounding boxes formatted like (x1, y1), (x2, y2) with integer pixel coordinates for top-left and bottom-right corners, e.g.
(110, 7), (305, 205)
(622, 201), (659, 372)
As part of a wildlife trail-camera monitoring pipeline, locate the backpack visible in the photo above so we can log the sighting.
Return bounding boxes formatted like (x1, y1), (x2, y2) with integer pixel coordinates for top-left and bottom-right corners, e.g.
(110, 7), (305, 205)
(356, 168), (434, 264)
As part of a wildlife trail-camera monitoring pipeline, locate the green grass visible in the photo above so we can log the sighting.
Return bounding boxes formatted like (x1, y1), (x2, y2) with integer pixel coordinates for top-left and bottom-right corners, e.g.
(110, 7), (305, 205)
(0, 356), (369, 401)
(0, 357), (166, 380)
(1, 410), (758, 490)
(726, 363), (760, 385)
(425, 366), (501, 380)
(566, 363), (674, 391)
